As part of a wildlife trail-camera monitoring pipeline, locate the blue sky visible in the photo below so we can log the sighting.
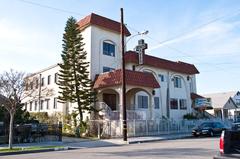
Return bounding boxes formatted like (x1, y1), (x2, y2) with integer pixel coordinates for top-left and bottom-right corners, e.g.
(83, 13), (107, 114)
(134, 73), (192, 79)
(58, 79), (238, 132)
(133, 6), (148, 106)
(0, 0), (240, 94)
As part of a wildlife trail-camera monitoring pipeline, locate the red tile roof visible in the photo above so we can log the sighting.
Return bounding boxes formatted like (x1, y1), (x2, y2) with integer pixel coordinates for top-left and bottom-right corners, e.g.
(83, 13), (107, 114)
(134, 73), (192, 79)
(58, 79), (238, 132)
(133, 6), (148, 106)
(191, 93), (205, 100)
(125, 51), (199, 75)
(93, 69), (160, 89)
(77, 13), (131, 36)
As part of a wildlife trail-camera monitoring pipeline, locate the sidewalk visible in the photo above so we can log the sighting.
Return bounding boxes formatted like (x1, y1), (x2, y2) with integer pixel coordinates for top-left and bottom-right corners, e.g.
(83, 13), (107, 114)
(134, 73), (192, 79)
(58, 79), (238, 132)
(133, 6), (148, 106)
(0, 133), (192, 149)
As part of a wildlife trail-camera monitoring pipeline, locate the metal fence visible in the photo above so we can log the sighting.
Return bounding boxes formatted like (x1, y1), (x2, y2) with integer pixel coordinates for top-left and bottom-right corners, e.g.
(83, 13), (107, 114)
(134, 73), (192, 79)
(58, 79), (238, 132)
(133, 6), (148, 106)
(88, 119), (233, 138)
(0, 122), (62, 144)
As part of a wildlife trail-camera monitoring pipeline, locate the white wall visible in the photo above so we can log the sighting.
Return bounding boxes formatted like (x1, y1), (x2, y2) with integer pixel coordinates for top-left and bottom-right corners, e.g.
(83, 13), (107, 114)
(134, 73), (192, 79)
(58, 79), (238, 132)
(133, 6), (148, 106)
(22, 65), (67, 115)
(87, 26), (126, 80)
(126, 63), (196, 120)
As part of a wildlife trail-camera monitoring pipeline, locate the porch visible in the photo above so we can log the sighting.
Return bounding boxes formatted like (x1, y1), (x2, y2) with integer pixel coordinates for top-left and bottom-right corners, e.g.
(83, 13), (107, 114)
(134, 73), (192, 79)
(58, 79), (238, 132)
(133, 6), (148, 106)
(93, 69), (160, 120)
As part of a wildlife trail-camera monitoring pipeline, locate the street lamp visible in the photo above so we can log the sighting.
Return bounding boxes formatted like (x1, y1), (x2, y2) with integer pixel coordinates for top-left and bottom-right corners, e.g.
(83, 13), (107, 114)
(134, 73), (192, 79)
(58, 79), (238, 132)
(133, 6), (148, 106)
(120, 8), (149, 142)
(126, 30), (149, 44)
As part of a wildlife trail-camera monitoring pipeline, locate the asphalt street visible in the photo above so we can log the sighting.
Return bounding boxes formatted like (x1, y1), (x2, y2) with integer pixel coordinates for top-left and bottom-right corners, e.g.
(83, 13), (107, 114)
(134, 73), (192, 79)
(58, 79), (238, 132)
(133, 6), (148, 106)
(1, 137), (219, 159)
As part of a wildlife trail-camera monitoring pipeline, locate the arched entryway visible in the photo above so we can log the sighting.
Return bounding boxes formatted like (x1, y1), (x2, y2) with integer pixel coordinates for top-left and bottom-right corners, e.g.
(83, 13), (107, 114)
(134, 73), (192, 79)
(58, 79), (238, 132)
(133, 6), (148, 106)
(126, 87), (153, 120)
(98, 89), (120, 111)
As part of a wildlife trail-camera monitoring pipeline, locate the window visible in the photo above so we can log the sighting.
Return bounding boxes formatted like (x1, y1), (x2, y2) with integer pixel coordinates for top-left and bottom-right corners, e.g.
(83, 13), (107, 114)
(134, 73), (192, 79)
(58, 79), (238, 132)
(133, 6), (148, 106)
(54, 98), (57, 109)
(138, 95), (148, 109)
(35, 79), (39, 89)
(54, 73), (58, 83)
(30, 82), (33, 90)
(103, 66), (114, 73)
(154, 97), (160, 109)
(103, 42), (115, 56)
(236, 99), (240, 105)
(30, 102), (32, 111)
(200, 122), (213, 128)
(41, 77), (44, 86)
(179, 99), (187, 110)
(170, 98), (178, 109)
(47, 75), (51, 85)
(173, 77), (181, 88)
(46, 99), (50, 109)
(213, 122), (224, 128)
(158, 74), (164, 82)
(40, 100), (44, 110)
(34, 101), (38, 111)
(25, 83), (28, 91)
(24, 103), (27, 110)
(132, 65), (136, 71)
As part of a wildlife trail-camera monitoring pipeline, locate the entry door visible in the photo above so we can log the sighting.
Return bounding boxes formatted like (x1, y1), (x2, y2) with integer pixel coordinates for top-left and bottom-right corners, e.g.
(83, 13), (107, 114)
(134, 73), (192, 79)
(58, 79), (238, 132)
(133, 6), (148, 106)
(103, 93), (117, 110)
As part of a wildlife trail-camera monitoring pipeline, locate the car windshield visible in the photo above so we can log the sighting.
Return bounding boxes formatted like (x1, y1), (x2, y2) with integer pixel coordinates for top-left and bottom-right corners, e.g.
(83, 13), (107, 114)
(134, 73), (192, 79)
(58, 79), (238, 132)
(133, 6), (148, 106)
(200, 122), (212, 128)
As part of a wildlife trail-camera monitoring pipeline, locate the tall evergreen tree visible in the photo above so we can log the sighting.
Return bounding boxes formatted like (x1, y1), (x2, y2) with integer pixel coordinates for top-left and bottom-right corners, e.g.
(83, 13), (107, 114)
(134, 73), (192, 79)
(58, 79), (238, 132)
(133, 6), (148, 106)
(58, 17), (95, 126)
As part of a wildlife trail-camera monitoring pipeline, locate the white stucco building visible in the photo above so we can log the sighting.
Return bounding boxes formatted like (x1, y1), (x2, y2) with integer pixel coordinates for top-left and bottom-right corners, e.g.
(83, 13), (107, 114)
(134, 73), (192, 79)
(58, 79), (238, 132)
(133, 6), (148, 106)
(23, 13), (201, 121)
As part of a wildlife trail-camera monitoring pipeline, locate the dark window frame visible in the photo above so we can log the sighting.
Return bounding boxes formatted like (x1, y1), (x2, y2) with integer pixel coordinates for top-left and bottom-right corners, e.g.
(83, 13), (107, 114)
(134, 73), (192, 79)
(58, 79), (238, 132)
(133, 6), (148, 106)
(54, 73), (58, 83)
(138, 95), (148, 109)
(158, 74), (164, 82)
(34, 101), (38, 111)
(173, 76), (182, 88)
(40, 100), (44, 110)
(154, 97), (160, 109)
(47, 75), (51, 85)
(29, 102), (33, 111)
(41, 77), (44, 86)
(170, 98), (178, 109)
(53, 98), (57, 109)
(179, 99), (187, 110)
(103, 41), (115, 57)
(46, 99), (50, 109)
(103, 66), (115, 73)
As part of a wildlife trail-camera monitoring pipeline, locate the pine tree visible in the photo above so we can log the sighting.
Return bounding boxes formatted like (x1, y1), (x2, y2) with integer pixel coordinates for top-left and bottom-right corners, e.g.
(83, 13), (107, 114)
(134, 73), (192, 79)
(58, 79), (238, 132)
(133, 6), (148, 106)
(58, 17), (95, 126)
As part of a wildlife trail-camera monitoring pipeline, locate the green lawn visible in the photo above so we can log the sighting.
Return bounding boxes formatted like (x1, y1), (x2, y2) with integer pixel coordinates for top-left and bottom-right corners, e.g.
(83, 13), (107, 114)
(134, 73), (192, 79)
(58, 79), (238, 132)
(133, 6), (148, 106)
(0, 146), (65, 153)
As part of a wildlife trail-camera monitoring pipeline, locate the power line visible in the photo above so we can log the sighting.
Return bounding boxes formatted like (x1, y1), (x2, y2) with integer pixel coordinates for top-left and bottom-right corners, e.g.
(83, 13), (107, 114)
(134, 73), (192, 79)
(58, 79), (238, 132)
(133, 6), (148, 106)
(17, 0), (86, 16)
(126, 25), (232, 71)
(14, 0), (240, 73)
(148, 8), (240, 49)
(165, 52), (240, 58)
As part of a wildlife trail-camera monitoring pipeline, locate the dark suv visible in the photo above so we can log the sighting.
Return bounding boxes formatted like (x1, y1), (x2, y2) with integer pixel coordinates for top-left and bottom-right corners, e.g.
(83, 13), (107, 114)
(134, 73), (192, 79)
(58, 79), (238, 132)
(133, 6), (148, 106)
(192, 121), (227, 137)
(213, 130), (240, 159)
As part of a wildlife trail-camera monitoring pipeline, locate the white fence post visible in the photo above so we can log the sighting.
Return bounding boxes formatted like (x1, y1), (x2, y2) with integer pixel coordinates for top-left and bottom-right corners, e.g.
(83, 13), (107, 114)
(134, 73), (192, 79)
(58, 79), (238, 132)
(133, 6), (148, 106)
(146, 120), (148, 136)
(134, 119), (136, 137)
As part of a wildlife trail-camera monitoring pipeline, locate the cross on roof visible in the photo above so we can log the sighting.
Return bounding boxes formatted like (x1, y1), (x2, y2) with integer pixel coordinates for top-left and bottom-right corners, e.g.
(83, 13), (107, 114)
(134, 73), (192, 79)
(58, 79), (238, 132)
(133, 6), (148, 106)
(136, 39), (148, 52)
(135, 39), (148, 65)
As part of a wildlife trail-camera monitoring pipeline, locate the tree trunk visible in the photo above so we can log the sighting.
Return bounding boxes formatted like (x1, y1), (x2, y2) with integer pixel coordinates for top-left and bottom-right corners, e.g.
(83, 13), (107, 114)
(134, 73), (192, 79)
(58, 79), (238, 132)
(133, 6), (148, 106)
(9, 112), (14, 149)
(78, 106), (83, 122)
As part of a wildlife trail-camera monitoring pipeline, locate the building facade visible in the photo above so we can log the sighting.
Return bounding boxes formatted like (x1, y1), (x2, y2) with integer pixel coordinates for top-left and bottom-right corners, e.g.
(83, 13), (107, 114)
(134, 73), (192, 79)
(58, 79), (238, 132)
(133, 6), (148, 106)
(23, 13), (200, 121)
(204, 91), (240, 122)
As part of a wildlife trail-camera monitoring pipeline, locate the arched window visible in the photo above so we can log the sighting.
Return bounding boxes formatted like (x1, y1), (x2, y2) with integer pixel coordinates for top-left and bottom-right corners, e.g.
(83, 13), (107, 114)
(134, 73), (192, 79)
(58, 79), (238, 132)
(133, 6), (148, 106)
(103, 41), (115, 57)
(173, 76), (182, 88)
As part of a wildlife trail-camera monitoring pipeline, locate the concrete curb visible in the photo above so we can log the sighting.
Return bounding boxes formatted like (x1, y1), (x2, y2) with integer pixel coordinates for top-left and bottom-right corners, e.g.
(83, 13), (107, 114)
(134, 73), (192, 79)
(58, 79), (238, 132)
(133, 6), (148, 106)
(127, 135), (193, 144)
(0, 147), (74, 156)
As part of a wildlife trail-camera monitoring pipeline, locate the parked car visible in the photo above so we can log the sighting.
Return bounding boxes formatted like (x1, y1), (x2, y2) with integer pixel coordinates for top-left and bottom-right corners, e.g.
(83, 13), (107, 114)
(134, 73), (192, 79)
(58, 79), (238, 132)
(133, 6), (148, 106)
(232, 122), (240, 131)
(213, 130), (240, 159)
(192, 121), (228, 137)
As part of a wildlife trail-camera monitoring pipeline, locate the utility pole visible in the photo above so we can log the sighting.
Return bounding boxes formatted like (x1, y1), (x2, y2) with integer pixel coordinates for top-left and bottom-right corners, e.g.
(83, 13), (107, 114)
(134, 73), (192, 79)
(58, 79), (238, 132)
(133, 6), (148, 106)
(120, 8), (127, 141)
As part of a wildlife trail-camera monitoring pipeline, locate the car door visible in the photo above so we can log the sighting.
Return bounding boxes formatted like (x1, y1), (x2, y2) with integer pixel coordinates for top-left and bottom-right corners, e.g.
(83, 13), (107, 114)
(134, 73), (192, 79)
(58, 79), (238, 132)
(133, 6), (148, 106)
(213, 122), (224, 134)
